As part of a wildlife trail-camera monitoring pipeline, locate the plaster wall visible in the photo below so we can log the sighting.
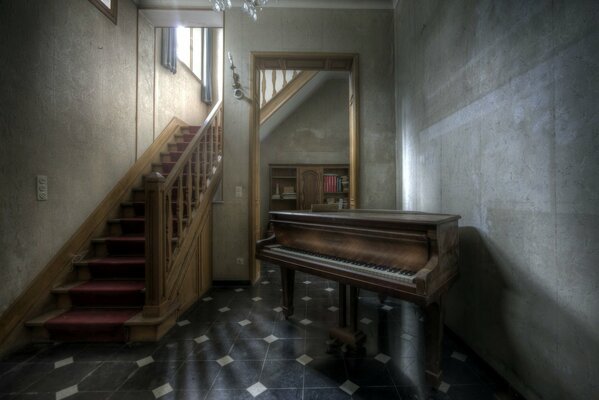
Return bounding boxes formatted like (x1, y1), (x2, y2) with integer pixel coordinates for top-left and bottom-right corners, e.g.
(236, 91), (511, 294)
(394, 1), (599, 399)
(260, 79), (349, 231)
(0, 0), (138, 314)
(154, 29), (209, 134)
(215, 8), (395, 280)
(136, 12), (155, 157)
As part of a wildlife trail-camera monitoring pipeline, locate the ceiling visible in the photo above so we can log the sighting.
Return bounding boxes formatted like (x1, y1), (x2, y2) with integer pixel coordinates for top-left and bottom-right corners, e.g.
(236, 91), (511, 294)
(135, 0), (394, 10)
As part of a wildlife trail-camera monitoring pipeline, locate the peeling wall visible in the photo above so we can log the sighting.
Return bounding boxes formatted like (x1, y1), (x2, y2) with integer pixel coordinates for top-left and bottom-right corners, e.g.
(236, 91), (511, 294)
(394, 1), (599, 399)
(260, 79), (349, 231)
(215, 8), (395, 280)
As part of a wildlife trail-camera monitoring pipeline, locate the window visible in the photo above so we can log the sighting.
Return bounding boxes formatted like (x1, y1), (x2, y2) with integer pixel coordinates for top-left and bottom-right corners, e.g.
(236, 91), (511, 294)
(177, 27), (203, 80)
(88, 0), (118, 24)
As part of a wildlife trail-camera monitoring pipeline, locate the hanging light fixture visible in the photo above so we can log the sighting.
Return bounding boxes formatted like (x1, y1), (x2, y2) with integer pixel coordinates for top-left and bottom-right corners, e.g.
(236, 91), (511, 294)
(210, 0), (269, 21)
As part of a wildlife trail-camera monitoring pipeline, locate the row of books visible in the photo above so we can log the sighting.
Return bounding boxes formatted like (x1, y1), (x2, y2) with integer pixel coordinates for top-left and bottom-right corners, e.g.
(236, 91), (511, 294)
(323, 174), (349, 193)
(325, 197), (349, 209)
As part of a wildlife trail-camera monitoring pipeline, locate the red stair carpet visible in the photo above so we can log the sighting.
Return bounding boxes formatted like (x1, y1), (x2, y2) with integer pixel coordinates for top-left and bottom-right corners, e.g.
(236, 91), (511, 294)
(43, 126), (201, 342)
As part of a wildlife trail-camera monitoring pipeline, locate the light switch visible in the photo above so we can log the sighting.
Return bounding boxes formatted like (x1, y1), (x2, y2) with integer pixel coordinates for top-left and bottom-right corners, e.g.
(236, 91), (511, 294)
(235, 186), (243, 198)
(37, 175), (48, 201)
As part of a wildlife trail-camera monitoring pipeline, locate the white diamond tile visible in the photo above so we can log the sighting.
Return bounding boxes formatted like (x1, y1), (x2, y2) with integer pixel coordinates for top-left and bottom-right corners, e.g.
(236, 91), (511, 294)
(263, 335), (279, 344)
(360, 318), (372, 325)
(438, 381), (451, 393)
(202, 296), (213, 302)
(374, 353), (391, 364)
(238, 319), (252, 327)
(56, 385), (78, 400)
(339, 380), (359, 395)
(303, 280), (311, 285)
(217, 355), (235, 366)
(54, 357), (74, 369)
(152, 383), (174, 398)
(301, 296), (312, 302)
(381, 305), (393, 311)
(252, 297), (262, 302)
(401, 333), (413, 341)
(296, 354), (313, 366)
(194, 335), (210, 344)
(177, 319), (190, 327)
(300, 319), (312, 325)
(136, 356), (154, 368)
(451, 351), (468, 362)
(268, 269), (275, 273)
(234, 288), (244, 292)
(218, 307), (231, 313)
(328, 306), (339, 312)
(246, 382), (267, 397)
(273, 307), (283, 312)
(261, 281), (270, 285)
(324, 287), (334, 292)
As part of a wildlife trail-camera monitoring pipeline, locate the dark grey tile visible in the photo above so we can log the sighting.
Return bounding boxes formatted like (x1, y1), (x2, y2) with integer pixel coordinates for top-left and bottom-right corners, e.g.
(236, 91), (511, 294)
(260, 388), (302, 400)
(118, 361), (180, 391)
(229, 340), (269, 360)
(69, 392), (112, 400)
(109, 391), (156, 400)
(260, 360), (304, 389)
(114, 343), (160, 362)
(0, 344), (52, 363)
(75, 344), (124, 362)
(272, 321), (305, 339)
(25, 361), (101, 393)
(206, 323), (242, 340)
(237, 321), (275, 339)
(440, 358), (485, 385)
(266, 339), (305, 360)
(0, 363), (17, 378)
(172, 361), (221, 391)
(0, 394), (55, 400)
(78, 361), (138, 392)
(33, 343), (89, 363)
(152, 340), (196, 361)
(387, 357), (425, 387)
(212, 361), (262, 389)
(165, 322), (212, 340)
(189, 339), (234, 361)
(205, 389), (254, 400)
(305, 338), (343, 359)
(0, 362), (52, 393)
(352, 387), (401, 399)
(304, 359), (347, 388)
(303, 388), (351, 400)
(344, 358), (394, 387)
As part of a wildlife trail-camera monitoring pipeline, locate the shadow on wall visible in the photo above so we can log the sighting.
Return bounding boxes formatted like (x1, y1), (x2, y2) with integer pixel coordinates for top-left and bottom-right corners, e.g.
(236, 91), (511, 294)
(445, 226), (598, 399)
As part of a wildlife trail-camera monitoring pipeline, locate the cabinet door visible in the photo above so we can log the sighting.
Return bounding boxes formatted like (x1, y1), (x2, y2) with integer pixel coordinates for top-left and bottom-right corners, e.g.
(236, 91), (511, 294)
(298, 167), (322, 210)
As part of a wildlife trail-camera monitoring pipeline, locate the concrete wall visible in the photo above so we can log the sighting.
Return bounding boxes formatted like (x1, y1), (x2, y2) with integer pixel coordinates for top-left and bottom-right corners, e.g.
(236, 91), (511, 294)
(260, 78), (349, 231)
(0, 0), (139, 314)
(154, 29), (208, 135)
(394, 1), (599, 399)
(214, 7), (395, 280)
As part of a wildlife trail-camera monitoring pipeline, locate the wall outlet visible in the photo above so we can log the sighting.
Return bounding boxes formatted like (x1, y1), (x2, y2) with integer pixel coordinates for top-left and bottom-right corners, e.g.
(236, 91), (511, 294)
(37, 175), (48, 201)
(235, 186), (243, 198)
(236, 257), (244, 265)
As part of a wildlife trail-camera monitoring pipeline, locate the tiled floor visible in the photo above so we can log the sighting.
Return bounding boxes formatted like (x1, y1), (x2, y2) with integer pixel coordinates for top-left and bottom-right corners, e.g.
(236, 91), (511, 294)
(0, 265), (513, 400)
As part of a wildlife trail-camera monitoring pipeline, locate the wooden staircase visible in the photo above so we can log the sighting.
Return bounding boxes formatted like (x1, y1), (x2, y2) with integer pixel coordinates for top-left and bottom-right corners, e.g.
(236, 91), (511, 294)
(23, 104), (223, 343)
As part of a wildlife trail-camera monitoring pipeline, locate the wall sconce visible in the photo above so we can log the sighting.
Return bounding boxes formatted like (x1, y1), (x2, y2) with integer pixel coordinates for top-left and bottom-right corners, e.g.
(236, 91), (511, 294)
(228, 52), (244, 100)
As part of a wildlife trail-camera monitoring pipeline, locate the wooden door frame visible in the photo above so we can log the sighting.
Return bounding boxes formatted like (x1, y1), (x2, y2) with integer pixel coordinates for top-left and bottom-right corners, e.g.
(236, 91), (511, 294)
(248, 52), (360, 283)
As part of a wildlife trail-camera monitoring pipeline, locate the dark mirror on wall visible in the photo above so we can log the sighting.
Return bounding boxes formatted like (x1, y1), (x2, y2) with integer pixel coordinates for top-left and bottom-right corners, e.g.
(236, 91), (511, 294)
(88, 0), (118, 24)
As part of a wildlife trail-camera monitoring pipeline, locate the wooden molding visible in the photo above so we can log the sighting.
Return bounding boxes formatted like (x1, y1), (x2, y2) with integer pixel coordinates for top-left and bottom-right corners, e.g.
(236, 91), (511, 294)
(88, 0), (118, 25)
(0, 117), (186, 356)
(260, 71), (318, 125)
(248, 52), (360, 283)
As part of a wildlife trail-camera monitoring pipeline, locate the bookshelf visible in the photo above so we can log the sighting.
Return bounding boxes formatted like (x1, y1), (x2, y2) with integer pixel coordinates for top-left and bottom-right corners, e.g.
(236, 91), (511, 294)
(268, 164), (349, 213)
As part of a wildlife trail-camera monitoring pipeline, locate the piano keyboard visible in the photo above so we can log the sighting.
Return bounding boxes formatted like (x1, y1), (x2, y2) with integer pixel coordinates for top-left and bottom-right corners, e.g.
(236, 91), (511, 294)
(266, 245), (416, 284)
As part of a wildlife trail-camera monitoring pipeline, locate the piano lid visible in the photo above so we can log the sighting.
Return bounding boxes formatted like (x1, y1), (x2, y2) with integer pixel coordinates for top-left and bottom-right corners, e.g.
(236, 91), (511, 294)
(269, 209), (461, 227)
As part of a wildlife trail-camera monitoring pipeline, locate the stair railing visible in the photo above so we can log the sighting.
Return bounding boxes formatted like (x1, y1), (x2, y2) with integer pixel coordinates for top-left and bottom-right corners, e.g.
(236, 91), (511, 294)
(143, 100), (223, 318)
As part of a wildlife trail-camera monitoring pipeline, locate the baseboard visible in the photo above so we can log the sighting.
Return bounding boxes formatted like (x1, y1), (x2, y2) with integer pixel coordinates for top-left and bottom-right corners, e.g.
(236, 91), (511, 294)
(212, 280), (252, 287)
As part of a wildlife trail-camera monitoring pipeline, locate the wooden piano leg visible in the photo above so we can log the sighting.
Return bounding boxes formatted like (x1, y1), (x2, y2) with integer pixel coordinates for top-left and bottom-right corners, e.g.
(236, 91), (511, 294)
(281, 267), (295, 319)
(329, 285), (366, 354)
(425, 299), (444, 388)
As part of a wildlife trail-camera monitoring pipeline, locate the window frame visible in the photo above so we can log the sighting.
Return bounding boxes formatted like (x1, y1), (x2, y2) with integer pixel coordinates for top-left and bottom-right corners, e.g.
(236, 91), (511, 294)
(177, 27), (204, 82)
(88, 0), (118, 25)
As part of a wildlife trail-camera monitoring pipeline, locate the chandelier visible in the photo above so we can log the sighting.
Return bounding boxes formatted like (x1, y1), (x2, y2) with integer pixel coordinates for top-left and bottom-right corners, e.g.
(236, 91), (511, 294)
(210, 0), (269, 21)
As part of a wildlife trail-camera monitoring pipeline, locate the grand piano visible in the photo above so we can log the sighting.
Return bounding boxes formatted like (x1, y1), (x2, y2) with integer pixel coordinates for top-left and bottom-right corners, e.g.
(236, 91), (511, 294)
(256, 209), (460, 387)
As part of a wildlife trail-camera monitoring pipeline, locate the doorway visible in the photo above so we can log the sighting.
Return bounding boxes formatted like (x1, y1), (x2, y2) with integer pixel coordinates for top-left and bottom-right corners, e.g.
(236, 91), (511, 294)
(248, 52), (361, 282)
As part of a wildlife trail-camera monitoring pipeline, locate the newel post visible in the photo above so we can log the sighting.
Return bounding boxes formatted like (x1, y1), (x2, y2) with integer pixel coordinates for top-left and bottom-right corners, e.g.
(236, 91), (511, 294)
(144, 172), (168, 318)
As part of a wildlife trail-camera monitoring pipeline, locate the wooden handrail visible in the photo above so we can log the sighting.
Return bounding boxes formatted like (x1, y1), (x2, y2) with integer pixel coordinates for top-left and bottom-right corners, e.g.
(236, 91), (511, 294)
(144, 101), (223, 318)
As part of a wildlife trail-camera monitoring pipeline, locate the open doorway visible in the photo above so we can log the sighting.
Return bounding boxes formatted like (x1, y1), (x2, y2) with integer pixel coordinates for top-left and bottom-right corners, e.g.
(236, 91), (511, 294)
(248, 53), (360, 282)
